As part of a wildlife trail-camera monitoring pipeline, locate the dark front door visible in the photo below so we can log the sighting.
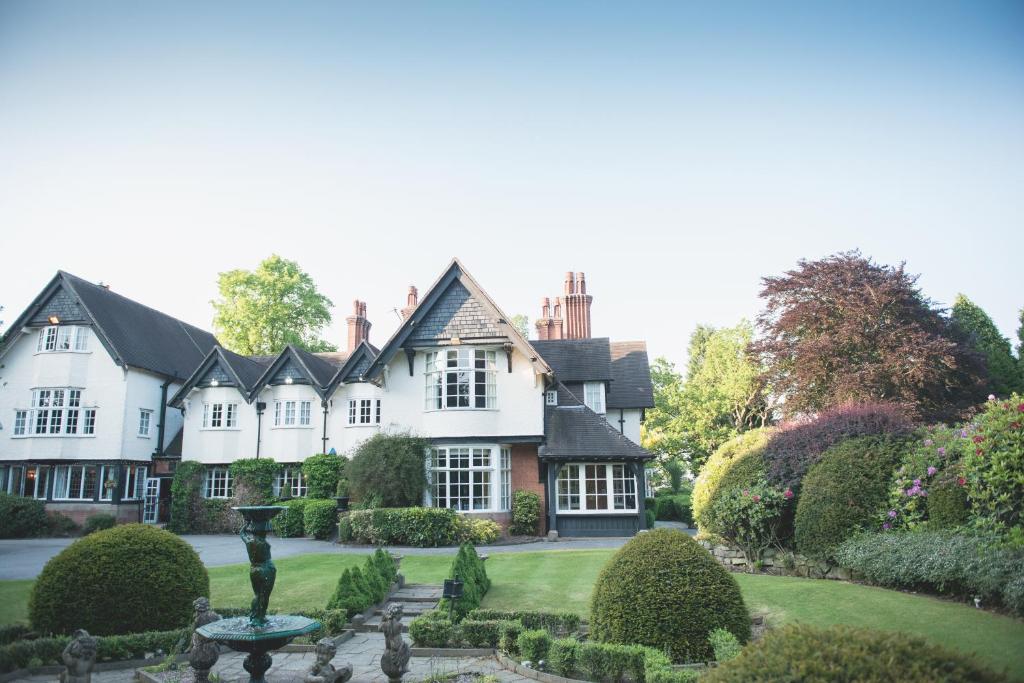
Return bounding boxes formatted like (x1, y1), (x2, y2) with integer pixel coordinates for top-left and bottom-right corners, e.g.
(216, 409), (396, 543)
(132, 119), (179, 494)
(157, 478), (173, 524)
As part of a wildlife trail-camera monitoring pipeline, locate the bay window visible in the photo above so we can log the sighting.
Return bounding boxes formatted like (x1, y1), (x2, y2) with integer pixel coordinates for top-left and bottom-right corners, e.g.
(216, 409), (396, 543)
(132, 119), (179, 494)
(556, 463), (637, 512)
(53, 464), (98, 501)
(347, 398), (381, 425)
(274, 467), (307, 498)
(424, 348), (497, 410)
(36, 325), (88, 352)
(274, 400), (311, 427)
(13, 388), (93, 437)
(202, 402), (238, 429)
(204, 467), (232, 498)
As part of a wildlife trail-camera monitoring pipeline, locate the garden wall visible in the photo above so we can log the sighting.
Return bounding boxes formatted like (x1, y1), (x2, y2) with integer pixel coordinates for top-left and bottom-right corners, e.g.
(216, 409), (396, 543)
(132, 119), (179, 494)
(699, 540), (853, 581)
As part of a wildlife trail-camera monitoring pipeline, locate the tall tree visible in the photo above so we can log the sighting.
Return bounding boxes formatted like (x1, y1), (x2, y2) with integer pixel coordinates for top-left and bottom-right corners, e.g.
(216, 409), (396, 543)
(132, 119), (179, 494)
(951, 294), (1023, 396)
(212, 255), (336, 355)
(509, 314), (530, 340)
(752, 251), (987, 422)
(1017, 308), (1024, 377)
(641, 357), (687, 464)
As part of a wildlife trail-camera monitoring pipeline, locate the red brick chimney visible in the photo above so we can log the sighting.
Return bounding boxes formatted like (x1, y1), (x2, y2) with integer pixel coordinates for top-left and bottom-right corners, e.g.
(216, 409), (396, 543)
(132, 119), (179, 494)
(401, 286), (418, 320)
(536, 272), (592, 340)
(346, 300), (371, 351)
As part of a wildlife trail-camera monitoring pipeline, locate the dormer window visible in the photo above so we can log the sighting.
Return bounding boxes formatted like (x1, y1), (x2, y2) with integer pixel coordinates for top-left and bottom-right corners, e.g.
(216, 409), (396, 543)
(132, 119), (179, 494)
(36, 326), (88, 353)
(424, 348), (497, 410)
(584, 382), (605, 414)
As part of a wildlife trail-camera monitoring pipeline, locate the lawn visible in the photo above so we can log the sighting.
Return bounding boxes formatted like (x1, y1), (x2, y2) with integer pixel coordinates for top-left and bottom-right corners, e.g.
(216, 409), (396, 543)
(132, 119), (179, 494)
(2, 549), (1022, 679)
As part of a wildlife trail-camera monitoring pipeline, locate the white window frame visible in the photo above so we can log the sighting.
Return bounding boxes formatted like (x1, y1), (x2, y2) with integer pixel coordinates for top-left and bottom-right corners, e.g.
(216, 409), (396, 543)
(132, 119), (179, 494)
(555, 463), (638, 514)
(36, 325), (89, 353)
(99, 465), (117, 501)
(428, 445), (510, 513)
(123, 465), (148, 500)
(202, 402), (238, 430)
(273, 400), (312, 428)
(545, 390), (558, 406)
(273, 467), (307, 498)
(13, 388), (93, 438)
(204, 467), (233, 498)
(26, 465), (50, 499)
(347, 398), (381, 426)
(424, 348), (498, 411)
(138, 409), (153, 438)
(583, 382), (606, 414)
(52, 464), (99, 501)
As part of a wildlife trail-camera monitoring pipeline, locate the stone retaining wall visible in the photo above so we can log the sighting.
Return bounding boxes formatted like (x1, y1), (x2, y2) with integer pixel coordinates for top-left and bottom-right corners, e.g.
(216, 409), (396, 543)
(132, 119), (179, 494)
(699, 541), (854, 581)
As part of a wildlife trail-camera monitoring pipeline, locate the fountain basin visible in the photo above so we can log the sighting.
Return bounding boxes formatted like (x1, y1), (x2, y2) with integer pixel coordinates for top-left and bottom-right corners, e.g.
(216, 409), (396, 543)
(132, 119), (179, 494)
(231, 505), (287, 532)
(196, 615), (320, 647)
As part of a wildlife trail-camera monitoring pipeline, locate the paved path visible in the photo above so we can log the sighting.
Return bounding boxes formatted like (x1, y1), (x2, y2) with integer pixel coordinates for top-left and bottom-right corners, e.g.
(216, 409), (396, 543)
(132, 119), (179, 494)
(0, 523), (693, 580)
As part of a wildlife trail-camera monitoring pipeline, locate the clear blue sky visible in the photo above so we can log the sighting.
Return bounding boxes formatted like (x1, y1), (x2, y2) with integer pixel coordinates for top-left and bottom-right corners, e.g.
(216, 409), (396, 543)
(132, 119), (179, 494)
(1, 1), (1022, 369)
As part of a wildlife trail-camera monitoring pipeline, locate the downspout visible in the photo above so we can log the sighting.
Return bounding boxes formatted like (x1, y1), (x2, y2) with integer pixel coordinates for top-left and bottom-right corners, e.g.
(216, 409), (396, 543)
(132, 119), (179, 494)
(155, 380), (171, 456)
(321, 400), (329, 454)
(618, 408), (625, 434)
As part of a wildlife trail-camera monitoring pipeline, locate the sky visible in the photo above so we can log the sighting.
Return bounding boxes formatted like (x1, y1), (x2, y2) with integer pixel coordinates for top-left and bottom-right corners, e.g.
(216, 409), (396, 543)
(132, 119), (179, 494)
(1, 1), (1022, 370)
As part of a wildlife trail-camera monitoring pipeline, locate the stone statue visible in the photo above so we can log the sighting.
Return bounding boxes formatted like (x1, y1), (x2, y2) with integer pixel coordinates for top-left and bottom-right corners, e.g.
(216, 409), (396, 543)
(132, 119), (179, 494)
(304, 637), (352, 683)
(60, 630), (97, 683)
(379, 603), (410, 683)
(189, 597), (222, 683)
(240, 515), (277, 627)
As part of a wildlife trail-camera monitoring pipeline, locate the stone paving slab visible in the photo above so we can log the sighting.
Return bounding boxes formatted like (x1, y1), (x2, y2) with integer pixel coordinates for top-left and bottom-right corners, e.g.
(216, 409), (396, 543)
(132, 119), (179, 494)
(392, 586), (443, 602)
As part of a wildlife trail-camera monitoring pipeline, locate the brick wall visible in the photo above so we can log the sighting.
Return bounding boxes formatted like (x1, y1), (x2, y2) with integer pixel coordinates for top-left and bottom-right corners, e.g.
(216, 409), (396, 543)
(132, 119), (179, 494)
(46, 502), (143, 526)
(510, 444), (546, 534)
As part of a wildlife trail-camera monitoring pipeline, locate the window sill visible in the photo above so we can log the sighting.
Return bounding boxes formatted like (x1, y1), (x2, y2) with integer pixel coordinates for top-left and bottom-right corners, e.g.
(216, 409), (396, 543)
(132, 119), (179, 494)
(11, 434), (96, 439)
(555, 510), (639, 515)
(199, 428), (241, 432)
(137, 435), (151, 439)
(423, 408), (499, 413)
(33, 350), (92, 356)
(345, 423), (381, 428)
(270, 425), (314, 430)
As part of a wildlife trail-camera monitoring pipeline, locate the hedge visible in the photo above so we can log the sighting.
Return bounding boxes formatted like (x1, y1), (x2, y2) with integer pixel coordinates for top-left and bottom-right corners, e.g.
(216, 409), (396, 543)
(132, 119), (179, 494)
(0, 494), (48, 539)
(0, 628), (189, 673)
(29, 525), (209, 636)
(654, 494), (692, 524)
(0, 625), (30, 647)
(794, 436), (906, 560)
(516, 629), (551, 662)
(409, 611), (458, 648)
(510, 490), (542, 536)
(167, 461), (207, 534)
(692, 428), (772, 532)
(703, 624), (1006, 683)
(347, 432), (429, 507)
(83, 514), (116, 535)
(547, 640), (698, 683)
(590, 528), (749, 663)
(302, 453), (346, 499)
(468, 609), (581, 635)
(346, 507), (461, 546)
(455, 516), (501, 545)
(271, 498), (309, 537)
(303, 499), (338, 539)
(228, 458), (280, 505)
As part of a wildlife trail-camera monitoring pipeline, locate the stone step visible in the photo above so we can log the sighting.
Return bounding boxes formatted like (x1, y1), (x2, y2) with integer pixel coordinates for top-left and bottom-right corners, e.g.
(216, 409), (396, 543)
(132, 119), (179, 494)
(391, 585), (443, 602)
(353, 614), (416, 633)
(374, 601), (435, 616)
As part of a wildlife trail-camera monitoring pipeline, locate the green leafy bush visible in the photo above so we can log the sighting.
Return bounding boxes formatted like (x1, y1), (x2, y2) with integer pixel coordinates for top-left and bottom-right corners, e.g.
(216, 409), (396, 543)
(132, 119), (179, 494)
(590, 528), (749, 662)
(82, 514), (116, 535)
(928, 480), (971, 529)
(327, 568), (369, 618)
(644, 509), (655, 529)
(228, 458), (280, 504)
(409, 611), (457, 648)
(338, 514), (354, 542)
(834, 529), (1024, 616)
(348, 432), (429, 507)
(167, 461), (206, 534)
(0, 493), (48, 539)
(961, 395), (1024, 541)
(29, 525), (209, 636)
(347, 507), (461, 546)
(548, 637), (579, 676)
(664, 459), (686, 494)
(708, 628), (741, 662)
(0, 628), (189, 674)
(516, 629), (551, 662)
(702, 480), (788, 567)
(510, 490), (541, 536)
(883, 425), (966, 531)
(456, 516), (501, 544)
(45, 512), (79, 537)
(302, 453), (346, 499)
(654, 494), (692, 524)
(644, 650), (700, 683)
(303, 499), (338, 539)
(703, 624), (1006, 683)
(499, 620), (525, 654)
(468, 609), (580, 635)
(458, 619), (509, 648)
(692, 428), (772, 531)
(438, 544), (490, 620)
(795, 436), (907, 559)
(0, 624), (30, 647)
(373, 547), (397, 584)
(271, 498), (309, 537)
(577, 642), (650, 683)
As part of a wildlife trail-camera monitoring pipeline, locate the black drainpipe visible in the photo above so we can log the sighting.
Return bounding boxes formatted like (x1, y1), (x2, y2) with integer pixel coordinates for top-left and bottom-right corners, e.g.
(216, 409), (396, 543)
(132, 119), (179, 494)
(618, 408), (625, 434)
(255, 402), (266, 459)
(321, 399), (330, 454)
(154, 380), (171, 456)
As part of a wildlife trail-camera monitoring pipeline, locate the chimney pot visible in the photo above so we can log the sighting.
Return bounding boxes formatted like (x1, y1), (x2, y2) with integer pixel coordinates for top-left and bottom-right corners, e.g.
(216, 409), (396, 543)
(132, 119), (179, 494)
(346, 299), (371, 352)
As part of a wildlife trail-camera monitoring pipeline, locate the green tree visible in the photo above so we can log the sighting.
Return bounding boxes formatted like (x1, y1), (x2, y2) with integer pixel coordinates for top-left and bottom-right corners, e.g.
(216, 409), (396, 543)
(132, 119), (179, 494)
(951, 294), (1023, 396)
(641, 357), (686, 461)
(212, 255), (335, 355)
(509, 314), (530, 339)
(1017, 308), (1024, 378)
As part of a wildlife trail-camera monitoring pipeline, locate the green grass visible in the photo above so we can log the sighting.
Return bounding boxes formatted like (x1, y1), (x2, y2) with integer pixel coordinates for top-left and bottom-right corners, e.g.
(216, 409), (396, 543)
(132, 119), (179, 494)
(3, 549), (1022, 679)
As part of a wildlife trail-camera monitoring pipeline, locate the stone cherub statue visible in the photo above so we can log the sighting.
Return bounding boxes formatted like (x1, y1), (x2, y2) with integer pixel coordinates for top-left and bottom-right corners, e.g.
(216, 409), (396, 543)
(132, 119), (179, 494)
(189, 597), (222, 683)
(305, 637), (352, 683)
(240, 515), (276, 627)
(60, 629), (98, 683)
(379, 603), (410, 683)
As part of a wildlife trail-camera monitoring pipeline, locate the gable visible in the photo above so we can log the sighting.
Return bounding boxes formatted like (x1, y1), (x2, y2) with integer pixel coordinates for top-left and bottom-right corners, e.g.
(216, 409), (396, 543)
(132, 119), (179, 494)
(29, 286), (88, 325)
(406, 280), (501, 344)
(269, 357), (312, 385)
(345, 353), (372, 381)
(197, 359), (236, 387)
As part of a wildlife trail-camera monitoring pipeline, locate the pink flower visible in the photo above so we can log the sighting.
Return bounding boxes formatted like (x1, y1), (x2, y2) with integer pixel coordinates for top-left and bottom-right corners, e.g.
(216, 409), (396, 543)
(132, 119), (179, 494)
(913, 479), (922, 487)
(927, 466), (937, 477)
(1011, 422), (1021, 430)
(742, 489), (750, 496)
(882, 522), (892, 530)
(924, 439), (934, 446)
(976, 448), (984, 456)
(888, 510), (897, 518)
(973, 435), (985, 444)
(751, 494), (761, 503)
(1018, 403), (1024, 412)
(783, 489), (794, 499)
(937, 447), (946, 456)
(957, 477), (966, 487)
(988, 394), (996, 401)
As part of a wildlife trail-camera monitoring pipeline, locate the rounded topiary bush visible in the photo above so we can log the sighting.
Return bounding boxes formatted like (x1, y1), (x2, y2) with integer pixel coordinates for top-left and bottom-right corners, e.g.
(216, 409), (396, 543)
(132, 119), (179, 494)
(589, 528), (750, 662)
(795, 436), (907, 559)
(703, 624), (1006, 683)
(29, 524), (209, 636)
(0, 492), (48, 538)
(692, 428), (772, 532)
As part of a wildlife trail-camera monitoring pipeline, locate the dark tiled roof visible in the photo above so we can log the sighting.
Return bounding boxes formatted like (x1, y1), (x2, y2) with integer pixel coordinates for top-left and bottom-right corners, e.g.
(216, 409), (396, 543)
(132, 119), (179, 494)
(607, 341), (654, 409)
(0, 271), (219, 381)
(532, 338), (612, 382)
(541, 384), (653, 461)
(218, 347), (269, 390)
(292, 346), (340, 386)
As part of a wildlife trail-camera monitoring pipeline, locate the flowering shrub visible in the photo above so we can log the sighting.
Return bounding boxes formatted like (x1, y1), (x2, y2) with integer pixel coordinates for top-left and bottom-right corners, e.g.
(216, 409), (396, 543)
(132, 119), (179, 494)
(961, 394), (1024, 544)
(703, 480), (788, 568)
(693, 428), (773, 531)
(882, 425), (967, 531)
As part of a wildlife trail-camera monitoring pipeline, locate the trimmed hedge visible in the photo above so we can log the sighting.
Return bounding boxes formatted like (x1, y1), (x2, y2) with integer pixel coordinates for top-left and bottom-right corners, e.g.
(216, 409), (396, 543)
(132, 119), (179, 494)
(468, 609), (581, 635)
(510, 490), (542, 536)
(548, 640), (699, 683)
(409, 611), (458, 648)
(28, 524), (209, 636)
(455, 516), (501, 545)
(438, 543), (489, 619)
(0, 628), (189, 674)
(703, 624), (1006, 682)
(271, 498), (309, 537)
(346, 507), (461, 546)
(834, 529), (1024, 616)
(692, 428), (772, 531)
(0, 624), (30, 647)
(590, 528), (749, 662)
(654, 494), (692, 524)
(516, 629), (551, 662)
(83, 513), (117, 535)
(302, 453), (346, 499)
(303, 499), (338, 539)
(795, 436), (907, 559)
(228, 458), (280, 504)
(0, 494), (48, 539)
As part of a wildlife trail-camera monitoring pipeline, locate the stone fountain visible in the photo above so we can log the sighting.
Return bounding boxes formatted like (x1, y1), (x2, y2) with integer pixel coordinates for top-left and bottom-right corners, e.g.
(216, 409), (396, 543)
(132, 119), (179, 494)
(196, 506), (320, 683)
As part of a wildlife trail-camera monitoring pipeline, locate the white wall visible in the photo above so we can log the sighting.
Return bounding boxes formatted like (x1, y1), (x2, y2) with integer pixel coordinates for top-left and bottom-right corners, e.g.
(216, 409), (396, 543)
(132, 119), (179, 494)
(121, 371), (182, 460)
(605, 408), (642, 445)
(178, 385), (259, 464)
(0, 327), (130, 461)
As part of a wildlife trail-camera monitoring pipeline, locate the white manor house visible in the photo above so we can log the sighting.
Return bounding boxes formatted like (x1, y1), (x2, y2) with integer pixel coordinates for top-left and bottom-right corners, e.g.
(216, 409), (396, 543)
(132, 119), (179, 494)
(0, 260), (654, 536)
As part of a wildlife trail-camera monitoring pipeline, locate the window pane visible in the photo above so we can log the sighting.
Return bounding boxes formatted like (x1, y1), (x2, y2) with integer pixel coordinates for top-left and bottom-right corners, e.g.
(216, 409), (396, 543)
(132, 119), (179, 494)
(585, 464), (609, 510)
